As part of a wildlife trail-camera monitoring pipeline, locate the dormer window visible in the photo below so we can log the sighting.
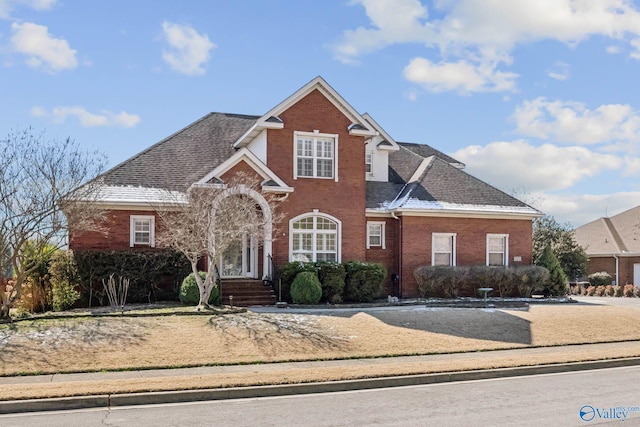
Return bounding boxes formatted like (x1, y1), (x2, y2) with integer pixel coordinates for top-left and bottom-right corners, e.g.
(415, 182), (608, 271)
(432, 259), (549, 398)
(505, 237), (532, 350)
(365, 150), (373, 174)
(294, 132), (338, 181)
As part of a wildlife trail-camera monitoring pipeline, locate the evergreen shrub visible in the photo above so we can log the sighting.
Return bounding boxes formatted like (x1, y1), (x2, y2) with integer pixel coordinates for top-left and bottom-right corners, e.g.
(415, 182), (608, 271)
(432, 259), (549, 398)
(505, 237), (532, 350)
(290, 271), (322, 304)
(343, 261), (385, 302)
(179, 272), (219, 305)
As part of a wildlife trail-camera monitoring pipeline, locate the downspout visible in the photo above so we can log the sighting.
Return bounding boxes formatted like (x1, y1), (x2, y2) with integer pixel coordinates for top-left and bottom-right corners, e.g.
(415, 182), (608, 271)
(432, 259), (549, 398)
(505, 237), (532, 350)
(391, 211), (401, 297)
(613, 254), (619, 286)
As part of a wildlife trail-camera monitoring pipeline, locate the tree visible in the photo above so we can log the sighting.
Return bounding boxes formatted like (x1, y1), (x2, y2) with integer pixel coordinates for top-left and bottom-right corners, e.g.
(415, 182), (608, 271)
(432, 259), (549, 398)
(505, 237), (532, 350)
(156, 173), (281, 311)
(532, 215), (588, 281)
(0, 128), (106, 319)
(535, 245), (568, 296)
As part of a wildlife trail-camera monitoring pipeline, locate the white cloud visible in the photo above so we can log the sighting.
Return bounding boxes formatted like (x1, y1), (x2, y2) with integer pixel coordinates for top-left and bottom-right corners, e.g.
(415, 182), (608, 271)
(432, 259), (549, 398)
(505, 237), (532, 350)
(452, 140), (622, 193)
(546, 61), (570, 81)
(534, 192), (640, 227)
(10, 21), (77, 72)
(334, 0), (640, 91)
(512, 98), (640, 145)
(606, 45), (623, 54)
(161, 21), (215, 76)
(403, 56), (517, 93)
(31, 106), (141, 128)
(631, 38), (640, 59)
(0, 0), (56, 19)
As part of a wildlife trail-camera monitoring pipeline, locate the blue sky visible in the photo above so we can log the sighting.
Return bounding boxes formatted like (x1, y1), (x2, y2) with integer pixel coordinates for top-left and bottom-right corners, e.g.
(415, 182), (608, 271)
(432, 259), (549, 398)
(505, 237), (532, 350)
(3, 0), (640, 227)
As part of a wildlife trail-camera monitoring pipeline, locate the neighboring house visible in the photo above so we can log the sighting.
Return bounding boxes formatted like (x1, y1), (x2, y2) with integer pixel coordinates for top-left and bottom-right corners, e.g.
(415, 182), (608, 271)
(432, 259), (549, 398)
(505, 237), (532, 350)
(70, 76), (541, 299)
(574, 206), (640, 285)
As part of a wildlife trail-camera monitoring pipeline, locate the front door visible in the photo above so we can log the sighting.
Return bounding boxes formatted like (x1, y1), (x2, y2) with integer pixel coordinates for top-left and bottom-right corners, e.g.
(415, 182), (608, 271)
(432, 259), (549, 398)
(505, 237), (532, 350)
(220, 235), (256, 278)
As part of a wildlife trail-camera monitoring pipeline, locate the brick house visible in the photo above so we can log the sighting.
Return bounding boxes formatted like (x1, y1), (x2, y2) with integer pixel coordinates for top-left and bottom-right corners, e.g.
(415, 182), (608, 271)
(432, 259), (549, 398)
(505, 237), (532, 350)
(70, 76), (541, 300)
(574, 206), (640, 285)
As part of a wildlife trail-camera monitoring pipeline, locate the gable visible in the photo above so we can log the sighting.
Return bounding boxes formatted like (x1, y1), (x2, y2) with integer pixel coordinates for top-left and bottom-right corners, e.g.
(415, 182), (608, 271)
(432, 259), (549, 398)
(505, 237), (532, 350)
(233, 76), (374, 148)
(198, 147), (293, 193)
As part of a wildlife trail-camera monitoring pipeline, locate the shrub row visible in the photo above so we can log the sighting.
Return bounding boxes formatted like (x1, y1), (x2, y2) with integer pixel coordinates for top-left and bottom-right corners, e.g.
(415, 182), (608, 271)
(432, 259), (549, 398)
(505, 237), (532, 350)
(414, 265), (551, 298)
(277, 261), (386, 304)
(571, 283), (640, 297)
(73, 249), (191, 306)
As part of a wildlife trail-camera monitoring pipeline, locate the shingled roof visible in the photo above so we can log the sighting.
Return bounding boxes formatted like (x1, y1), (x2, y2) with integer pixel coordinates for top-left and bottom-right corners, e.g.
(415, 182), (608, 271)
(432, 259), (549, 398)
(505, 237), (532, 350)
(97, 109), (538, 216)
(366, 145), (538, 215)
(574, 206), (640, 255)
(398, 142), (464, 167)
(100, 112), (258, 191)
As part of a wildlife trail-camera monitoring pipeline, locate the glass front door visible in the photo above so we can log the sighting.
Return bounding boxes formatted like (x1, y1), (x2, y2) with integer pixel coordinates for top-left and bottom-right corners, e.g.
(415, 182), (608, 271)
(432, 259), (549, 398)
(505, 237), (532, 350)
(220, 235), (256, 278)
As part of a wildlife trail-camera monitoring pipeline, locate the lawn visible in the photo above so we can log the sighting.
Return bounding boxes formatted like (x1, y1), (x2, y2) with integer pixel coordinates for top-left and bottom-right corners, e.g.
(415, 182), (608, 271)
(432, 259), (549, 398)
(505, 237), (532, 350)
(2, 300), (640, 401)
(2, 302), (640, 377)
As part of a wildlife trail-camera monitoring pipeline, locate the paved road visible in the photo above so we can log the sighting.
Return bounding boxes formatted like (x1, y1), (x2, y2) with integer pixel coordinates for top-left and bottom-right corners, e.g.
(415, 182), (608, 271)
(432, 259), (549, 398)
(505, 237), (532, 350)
(2, 366), (638, 426)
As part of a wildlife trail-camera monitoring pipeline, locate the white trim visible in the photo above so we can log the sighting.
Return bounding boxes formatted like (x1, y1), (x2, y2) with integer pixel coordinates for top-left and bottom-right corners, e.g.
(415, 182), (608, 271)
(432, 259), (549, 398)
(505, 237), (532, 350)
(293, 131), (339, 182)
(289, 211), (342, 263)
(130, 215), (155, 247)
(432, 233), (456, 266)
(486, 233), (509, 266)
(198, 147), (293, 192)
(210, 185), (273, 279)
(365, 150), (373, 175)
(366, 221), (386, 249)
(408, 156), (434, 183)
(361, 113), (400, 150)
(233, 77), (373, 148)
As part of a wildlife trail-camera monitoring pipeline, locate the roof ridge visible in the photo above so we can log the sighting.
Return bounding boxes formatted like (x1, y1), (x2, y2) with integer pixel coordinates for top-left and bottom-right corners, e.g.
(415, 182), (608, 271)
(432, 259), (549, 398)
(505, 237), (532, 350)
(428, 156), (539, 210)
(96, 112), (259, 186)
(603, 217), (628, 252)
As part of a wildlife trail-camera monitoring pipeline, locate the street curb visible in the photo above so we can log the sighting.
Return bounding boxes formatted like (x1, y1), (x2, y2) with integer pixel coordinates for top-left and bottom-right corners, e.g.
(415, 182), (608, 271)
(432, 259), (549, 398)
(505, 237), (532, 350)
(2, 357), (640, 414)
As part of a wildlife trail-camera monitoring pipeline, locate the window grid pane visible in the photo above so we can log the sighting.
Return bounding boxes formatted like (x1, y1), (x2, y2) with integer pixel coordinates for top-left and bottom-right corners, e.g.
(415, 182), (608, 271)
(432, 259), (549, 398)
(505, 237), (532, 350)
(368, 224), (382, 247)
(292, 215), (338, 263)
(295, 135), (334, 179)
(134, 220), (151, 244)
(434, 253), (451, 266)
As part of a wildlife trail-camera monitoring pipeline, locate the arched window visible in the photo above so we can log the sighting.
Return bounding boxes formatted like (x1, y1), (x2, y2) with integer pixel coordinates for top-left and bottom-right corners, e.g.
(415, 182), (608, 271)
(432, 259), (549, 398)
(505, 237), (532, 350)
(290, 212), (341, 263)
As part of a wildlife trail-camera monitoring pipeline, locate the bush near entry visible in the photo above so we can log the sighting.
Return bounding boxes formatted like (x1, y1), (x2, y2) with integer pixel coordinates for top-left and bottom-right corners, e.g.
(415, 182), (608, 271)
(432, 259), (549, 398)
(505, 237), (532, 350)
(278, 261), (382, 304)
(343, 261), (386, 303)
(290, 271), (322, 304)
(179, 272), (219, 305)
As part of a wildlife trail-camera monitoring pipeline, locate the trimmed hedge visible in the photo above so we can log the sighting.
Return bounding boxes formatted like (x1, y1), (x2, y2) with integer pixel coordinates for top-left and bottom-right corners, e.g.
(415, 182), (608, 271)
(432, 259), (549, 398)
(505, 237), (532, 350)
(588, 271), (613, 287)
(343, 261), (386, 303)
(317, 262), (346, 303)
(276, 261), (319, 303)
(74, 249), (191, 306)
(414, 265), (549, 298)
(277, 261), (379, 303)
(290, 271), (322, 304)
(179, 272), (219, 305)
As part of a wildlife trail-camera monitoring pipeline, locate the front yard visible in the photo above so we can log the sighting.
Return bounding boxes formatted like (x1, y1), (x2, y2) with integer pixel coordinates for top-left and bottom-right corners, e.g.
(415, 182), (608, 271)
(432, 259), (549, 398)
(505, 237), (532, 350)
(2, 300), (640, 377)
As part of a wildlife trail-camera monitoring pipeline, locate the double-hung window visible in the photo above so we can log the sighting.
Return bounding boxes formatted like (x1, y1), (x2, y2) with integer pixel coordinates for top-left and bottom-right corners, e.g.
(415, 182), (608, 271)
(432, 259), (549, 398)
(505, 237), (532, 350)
(366, 221), (385, 249)
(294, 132), (337, 180)
(487, 234), (509, 266)
(365, 150), (373, 174)
(130, 215), (155, 247)
(432, 233), (456, 266)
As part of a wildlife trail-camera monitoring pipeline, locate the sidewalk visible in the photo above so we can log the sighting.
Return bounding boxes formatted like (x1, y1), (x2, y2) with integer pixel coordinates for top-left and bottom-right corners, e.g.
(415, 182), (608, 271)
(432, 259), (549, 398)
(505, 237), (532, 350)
(1, 340), (639, 414)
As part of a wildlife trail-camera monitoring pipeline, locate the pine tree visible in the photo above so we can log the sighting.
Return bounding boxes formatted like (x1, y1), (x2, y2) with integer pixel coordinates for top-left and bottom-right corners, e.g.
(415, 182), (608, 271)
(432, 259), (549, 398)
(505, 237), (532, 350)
(535, 245), (568, 296)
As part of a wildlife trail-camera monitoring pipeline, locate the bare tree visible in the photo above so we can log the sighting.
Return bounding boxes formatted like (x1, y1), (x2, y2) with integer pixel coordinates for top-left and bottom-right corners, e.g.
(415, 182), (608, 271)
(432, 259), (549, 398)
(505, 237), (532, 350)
(0, 128), (106, 319)
(156, 173), (281, 311)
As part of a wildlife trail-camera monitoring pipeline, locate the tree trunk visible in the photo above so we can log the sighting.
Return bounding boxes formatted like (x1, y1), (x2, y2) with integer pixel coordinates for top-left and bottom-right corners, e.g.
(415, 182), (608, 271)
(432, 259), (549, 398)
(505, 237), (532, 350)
(0, 300), (11, 321)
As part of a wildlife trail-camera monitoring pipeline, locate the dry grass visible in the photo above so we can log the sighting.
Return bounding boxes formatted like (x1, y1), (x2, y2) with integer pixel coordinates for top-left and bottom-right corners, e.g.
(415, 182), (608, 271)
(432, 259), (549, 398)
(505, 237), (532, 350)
(1, 302), (640, 400)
